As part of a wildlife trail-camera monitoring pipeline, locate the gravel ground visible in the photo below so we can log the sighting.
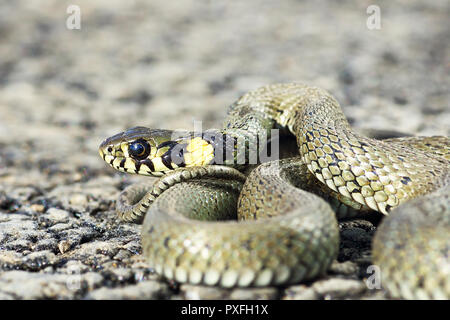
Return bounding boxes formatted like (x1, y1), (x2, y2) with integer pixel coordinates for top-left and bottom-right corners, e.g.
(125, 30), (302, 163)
(0, 0), (448, 300)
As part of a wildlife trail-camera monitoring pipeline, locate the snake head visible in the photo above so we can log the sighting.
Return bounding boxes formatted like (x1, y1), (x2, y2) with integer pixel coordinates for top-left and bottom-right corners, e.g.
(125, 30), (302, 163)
(99, 126), (215, 176)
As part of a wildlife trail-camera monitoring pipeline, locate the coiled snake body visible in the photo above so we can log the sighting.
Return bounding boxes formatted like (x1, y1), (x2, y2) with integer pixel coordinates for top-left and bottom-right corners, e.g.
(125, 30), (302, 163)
(99, 83), (449, 299)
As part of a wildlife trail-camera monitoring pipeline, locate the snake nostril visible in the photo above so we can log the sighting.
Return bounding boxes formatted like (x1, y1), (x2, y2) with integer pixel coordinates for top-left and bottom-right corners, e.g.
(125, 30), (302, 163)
(107, 146), (113, 153)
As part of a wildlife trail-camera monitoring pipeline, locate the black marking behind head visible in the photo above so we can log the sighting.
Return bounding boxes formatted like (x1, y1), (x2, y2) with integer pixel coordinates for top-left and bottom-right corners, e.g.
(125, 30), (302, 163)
(202, 132), (238, 165)
(161, 143), (187, 168)
(161, 151), (174, 170)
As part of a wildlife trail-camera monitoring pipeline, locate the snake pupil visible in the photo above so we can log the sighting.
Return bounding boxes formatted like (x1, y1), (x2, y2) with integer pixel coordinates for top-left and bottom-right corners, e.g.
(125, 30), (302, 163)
(129, 139), (151, 160)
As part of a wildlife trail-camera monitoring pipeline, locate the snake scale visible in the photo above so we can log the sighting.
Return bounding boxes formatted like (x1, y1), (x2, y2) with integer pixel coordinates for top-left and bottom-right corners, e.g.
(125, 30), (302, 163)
(99, 83), (449, 299)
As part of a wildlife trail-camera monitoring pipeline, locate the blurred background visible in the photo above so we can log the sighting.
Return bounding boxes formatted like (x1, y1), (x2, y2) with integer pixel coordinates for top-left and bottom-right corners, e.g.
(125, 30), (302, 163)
(0, 0), (448, 299)
(0, 0), (448, 178)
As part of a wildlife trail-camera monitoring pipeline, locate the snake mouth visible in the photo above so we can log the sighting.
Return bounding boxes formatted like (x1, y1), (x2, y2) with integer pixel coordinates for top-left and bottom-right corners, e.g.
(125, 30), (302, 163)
(103, 153), (167, 177)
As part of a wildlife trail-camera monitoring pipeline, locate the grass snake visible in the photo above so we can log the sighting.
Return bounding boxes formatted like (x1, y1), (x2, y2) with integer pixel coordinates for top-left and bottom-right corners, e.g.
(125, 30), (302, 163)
(99, 83), (449, 299)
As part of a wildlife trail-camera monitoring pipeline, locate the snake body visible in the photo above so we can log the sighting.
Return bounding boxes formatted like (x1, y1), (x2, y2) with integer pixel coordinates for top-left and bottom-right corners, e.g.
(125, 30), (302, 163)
(99, 83), (449, 298)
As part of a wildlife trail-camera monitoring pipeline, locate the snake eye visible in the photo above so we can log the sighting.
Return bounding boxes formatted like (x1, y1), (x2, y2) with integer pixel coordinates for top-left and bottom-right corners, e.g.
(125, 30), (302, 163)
(129, 139), (151, 160)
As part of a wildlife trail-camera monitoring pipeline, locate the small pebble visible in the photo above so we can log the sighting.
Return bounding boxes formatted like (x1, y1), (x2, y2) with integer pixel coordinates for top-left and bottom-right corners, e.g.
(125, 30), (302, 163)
(30, 204), (45, 213)
(58, 240), (71, 254)
(69, 194), (88, 206)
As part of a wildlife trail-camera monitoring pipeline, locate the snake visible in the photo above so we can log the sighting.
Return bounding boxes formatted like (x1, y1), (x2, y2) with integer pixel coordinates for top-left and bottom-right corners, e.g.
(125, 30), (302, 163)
(99, 83), (449, 299)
